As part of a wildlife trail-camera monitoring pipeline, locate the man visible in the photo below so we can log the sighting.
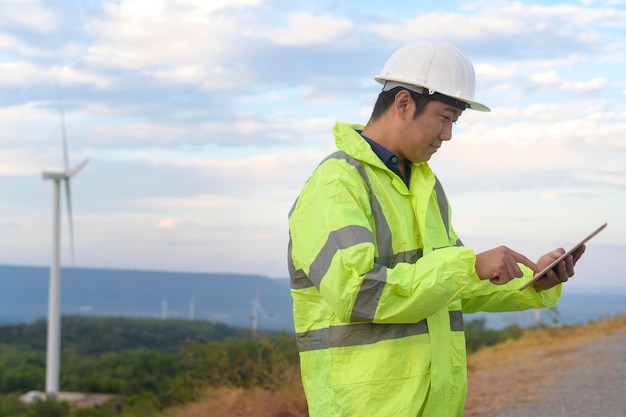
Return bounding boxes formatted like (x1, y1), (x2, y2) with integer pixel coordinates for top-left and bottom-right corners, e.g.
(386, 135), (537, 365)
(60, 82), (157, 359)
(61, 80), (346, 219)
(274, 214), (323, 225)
(287, 40), (584, 417)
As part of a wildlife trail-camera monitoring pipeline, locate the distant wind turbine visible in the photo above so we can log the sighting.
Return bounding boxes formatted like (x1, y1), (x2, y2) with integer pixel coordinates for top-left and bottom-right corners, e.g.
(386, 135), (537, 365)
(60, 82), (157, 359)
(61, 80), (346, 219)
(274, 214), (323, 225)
(188, 295), (195, 320)
(161, 297), (168, 319)
(250, 292), (273, 332)
(41, 94), (88, 396)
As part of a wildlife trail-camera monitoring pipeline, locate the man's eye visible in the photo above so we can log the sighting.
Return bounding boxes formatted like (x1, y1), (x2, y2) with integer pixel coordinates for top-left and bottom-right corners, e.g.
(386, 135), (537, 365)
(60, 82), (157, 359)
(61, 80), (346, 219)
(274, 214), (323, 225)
(442, 114), (457, 124)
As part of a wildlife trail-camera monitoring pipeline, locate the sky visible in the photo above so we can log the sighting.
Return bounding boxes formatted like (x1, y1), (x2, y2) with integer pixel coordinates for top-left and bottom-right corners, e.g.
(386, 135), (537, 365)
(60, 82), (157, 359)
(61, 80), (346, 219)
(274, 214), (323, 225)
(0, 0), (624, 289)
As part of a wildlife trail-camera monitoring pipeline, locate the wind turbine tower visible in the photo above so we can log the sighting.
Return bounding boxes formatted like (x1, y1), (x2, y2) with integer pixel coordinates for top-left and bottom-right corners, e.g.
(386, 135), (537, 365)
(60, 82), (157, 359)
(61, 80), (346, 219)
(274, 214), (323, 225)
(41, 98), (88, 396)
(188, 295), (195, 320)
(161, 297), (168, 319)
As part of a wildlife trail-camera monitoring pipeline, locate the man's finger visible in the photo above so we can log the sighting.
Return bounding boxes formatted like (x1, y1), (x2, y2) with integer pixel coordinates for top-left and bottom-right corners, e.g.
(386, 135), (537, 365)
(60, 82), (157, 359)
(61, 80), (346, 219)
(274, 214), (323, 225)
(572, 245), (586, 264)
(510, 251), (539, 273)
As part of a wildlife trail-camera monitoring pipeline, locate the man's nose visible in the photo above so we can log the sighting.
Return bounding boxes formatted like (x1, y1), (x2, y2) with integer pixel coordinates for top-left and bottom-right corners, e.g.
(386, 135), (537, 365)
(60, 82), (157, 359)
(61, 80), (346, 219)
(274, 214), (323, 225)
(439, 125), (453, 141)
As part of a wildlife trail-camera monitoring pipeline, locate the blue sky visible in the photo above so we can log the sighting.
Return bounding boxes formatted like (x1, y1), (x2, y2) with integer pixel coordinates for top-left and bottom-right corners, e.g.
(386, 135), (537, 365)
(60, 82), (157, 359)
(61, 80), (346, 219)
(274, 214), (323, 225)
(0, 0), (624, 289)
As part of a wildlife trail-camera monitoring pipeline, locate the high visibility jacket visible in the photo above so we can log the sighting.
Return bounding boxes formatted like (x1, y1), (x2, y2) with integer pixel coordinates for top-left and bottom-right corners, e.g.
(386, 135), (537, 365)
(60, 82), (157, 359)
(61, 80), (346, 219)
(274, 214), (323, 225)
(288, 122), (561, 417)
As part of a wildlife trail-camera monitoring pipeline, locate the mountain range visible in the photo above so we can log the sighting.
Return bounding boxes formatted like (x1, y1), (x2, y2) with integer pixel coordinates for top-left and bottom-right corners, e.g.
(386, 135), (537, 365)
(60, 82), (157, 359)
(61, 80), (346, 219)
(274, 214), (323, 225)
(1, 264), (625, 331)
(0, 264), (293, 331)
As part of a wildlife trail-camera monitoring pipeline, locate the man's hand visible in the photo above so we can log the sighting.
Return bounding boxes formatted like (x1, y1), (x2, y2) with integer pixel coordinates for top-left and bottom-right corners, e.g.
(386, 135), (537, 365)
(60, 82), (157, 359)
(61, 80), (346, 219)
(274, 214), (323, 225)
(532, 246), (586, 291)
(475, 246), (539, 285)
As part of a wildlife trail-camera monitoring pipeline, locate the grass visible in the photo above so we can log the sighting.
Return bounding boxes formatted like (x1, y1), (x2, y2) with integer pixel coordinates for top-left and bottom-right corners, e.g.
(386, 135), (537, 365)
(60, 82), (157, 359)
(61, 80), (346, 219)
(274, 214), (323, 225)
(159, 314), (626, 417)
(163, 387), (308, 417)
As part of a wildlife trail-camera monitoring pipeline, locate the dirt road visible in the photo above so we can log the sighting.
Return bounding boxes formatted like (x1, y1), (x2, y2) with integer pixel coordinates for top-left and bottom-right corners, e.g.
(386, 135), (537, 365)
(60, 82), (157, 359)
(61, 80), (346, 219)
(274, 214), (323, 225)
(466, 329), (626, 417)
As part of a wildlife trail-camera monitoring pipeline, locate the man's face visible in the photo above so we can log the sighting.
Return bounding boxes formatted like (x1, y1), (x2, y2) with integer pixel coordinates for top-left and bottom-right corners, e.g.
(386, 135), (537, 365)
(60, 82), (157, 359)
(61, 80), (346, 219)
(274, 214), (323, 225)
(398, 99), (463, 163)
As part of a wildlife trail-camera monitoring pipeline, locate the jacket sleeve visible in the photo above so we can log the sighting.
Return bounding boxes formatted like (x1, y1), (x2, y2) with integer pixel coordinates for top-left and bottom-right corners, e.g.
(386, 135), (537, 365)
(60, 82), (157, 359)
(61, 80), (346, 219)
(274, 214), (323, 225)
(289, 159), (493, 325)
(445, 219), (562, 313)
(460, 265), (562, 313)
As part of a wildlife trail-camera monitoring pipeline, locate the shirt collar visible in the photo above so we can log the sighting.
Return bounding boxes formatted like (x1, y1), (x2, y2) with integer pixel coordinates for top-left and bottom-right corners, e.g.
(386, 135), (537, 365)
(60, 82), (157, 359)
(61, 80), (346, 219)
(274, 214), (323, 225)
(359, 132), (412, 187)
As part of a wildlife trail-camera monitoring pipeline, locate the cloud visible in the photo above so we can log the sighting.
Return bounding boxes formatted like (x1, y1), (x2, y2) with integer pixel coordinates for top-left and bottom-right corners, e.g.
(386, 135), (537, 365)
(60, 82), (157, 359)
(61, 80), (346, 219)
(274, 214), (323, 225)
(0, 0), (58, 33)
(138, 195), (238, 210)
(529, 70), (606, 94)
(0, 61), (111, 89)
(430, 97), (626, 198)
(560, 77), (607, 94)
(260, 13), (354, 46)
(1, 0), (625, 280)
(371, 2), (624, 60)
(529, 70), (561, 86)
(83, 0), (256, 91)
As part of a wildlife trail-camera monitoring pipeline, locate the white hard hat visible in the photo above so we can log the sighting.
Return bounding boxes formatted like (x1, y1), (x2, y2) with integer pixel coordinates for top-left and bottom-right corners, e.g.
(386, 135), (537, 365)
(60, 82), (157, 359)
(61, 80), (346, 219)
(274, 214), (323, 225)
(374, 40), (490, 112)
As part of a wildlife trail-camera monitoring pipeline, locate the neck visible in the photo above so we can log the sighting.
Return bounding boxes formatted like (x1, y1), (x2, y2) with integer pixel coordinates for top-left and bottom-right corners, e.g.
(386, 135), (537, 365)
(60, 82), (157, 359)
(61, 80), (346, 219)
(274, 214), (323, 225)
(362, 118), (405, 165)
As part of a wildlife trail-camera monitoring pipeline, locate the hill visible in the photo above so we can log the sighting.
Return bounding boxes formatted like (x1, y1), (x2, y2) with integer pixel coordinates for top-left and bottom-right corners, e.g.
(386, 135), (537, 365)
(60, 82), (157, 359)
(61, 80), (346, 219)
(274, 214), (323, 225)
(2, 263), (625, 332)
(0, 315), (251, 356)
(0, 264), (293, 331)
(0, 315), (298, 414)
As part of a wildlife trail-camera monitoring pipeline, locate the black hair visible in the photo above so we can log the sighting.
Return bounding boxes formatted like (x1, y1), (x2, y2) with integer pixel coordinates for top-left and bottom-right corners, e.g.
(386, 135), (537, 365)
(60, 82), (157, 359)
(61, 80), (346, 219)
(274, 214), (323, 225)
(369, 87), (430, 122)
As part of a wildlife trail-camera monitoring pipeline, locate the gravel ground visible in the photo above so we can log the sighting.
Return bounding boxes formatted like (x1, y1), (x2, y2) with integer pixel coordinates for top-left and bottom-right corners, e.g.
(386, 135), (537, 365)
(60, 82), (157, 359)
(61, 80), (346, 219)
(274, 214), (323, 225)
(475, 330), (626, 417)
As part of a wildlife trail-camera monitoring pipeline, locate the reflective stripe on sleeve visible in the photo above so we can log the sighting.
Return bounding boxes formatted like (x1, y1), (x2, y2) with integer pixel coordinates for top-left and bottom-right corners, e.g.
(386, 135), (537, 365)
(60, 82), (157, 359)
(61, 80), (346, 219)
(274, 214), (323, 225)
(350, 263), (387, 322)
(308, 225), (373, 289)
(288, 237), (314, 290)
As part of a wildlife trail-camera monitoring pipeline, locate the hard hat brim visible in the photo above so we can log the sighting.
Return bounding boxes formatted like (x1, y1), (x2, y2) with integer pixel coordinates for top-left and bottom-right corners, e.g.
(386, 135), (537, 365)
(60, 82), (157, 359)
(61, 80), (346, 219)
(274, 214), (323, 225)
(375, 77), (491, 112)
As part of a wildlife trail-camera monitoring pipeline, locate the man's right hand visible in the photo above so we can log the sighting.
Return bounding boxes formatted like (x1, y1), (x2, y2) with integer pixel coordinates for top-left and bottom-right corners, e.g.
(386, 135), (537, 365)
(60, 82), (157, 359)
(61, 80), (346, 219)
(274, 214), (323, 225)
(475, 246), (539, 285)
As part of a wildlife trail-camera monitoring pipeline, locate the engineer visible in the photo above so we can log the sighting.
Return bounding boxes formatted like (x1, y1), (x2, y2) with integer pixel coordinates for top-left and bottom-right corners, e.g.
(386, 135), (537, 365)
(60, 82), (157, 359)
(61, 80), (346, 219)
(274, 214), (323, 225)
(287, 40), (585, 417)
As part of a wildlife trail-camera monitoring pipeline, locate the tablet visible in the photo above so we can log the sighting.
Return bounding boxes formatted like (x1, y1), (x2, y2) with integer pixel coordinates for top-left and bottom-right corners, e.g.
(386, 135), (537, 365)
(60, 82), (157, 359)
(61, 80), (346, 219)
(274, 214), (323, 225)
(519, 222), (607, 291)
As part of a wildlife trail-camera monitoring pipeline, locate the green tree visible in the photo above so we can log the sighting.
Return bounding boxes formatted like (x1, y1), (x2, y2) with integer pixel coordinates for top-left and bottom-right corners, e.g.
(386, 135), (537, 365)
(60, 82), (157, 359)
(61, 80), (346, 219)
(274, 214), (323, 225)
(23, 398), (70, 417)
(0, 393), (27, 417)
(0, 364), (44, 392)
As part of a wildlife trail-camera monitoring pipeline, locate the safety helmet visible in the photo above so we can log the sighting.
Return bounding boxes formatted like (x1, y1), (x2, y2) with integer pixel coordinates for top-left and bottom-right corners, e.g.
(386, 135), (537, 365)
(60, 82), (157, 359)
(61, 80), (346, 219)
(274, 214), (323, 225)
(374, 40), (490, 112)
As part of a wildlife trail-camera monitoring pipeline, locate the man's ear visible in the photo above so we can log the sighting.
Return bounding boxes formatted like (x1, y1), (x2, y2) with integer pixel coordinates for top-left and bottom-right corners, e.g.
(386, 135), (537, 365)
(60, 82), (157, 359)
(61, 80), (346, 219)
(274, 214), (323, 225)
(394, 90), (412, 119)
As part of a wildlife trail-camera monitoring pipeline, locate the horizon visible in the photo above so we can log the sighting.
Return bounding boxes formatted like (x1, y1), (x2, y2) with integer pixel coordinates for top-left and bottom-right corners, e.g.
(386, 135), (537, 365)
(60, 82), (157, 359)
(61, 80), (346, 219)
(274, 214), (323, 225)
(0, 261), (623, 291)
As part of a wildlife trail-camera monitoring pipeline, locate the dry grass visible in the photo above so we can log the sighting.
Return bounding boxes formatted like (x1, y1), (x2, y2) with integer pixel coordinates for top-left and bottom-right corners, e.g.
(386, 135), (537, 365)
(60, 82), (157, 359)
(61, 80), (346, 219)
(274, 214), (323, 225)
(160, 315), (626, 417)
(163, 387), (308, 417)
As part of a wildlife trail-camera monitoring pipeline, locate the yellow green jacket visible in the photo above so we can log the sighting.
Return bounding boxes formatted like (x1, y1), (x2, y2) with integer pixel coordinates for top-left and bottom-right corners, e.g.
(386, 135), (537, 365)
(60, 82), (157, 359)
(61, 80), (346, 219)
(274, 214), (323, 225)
(288, 122), (561, 417)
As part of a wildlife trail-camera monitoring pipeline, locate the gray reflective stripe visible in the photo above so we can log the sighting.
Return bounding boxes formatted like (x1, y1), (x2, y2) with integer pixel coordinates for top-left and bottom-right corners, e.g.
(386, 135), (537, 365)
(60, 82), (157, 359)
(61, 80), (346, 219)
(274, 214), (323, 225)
(308, 225), (373, 289)
(449, 310), (464, 332)
(433, 176), (450, 237)
(296, 328), (329, 352)
(288, 238), (315, 290)
(289, 245), (423, 293)
(351, 264), (387, 322)
(297, 320), (428, 352)
(326, 152), (393, 261)
(378, 248), (423, 269)
(324, 152), (396, 321)
(377, 248), (424, 268)
(297, 311), (464, 352)
(288, 196), (299, 218)
(296, 328), (327, 352)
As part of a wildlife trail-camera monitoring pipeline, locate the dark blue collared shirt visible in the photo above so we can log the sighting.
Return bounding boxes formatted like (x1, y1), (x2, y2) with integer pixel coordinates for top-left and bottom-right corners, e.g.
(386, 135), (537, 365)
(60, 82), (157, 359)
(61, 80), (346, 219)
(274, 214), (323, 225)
(360, 132), (412, 188)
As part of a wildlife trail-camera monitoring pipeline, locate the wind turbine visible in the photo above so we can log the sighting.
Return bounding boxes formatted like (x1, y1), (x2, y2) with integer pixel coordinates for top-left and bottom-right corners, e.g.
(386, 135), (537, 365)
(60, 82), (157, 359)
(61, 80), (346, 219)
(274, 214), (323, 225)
(188, 295), (195, 320)
(250, 292), (273, 332)
(41, 96), (88, 396)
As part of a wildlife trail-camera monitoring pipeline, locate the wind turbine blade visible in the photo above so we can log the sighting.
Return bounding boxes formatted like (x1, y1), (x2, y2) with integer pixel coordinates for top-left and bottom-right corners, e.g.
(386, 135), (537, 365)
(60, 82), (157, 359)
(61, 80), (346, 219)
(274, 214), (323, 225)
(68, 159), (89, 178)
(56, 83), (70, 172)
(63, 178), (75, 267)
